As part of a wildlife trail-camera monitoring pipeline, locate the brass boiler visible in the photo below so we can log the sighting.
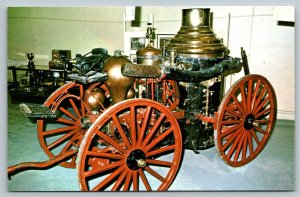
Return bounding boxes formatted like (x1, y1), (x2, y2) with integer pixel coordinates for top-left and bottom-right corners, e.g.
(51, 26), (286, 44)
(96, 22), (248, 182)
(103, 50), (135, 104)
(166, 8), (227, 59)
(165, 8), (229, 150)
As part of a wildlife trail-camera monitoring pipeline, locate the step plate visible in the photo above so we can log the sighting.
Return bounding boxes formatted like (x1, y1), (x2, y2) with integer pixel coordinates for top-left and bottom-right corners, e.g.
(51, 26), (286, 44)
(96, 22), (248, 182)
(19, 103), (56, 119)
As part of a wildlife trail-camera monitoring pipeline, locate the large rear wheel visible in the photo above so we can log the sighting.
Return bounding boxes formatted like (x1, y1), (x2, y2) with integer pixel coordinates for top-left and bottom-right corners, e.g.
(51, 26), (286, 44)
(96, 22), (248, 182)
(215, 74), (277, 167)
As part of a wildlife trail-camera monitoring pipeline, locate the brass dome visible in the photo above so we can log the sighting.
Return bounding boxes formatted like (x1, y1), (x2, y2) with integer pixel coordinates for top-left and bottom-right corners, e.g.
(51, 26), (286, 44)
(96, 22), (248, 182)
(166, 8), (227, 59)
(136, 44), (161, 65)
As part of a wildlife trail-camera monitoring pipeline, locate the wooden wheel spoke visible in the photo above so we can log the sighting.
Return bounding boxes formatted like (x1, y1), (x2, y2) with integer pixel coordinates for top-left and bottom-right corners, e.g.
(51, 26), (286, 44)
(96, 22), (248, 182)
(222, 127), (243, 151)
(225, 108), (242, 118)
(253, 85), (268, 111)
(144, 166), (165, 182)
(227, 130), (245, 159)
(112, 115), (131, 150)
(133, 170), (138, 191)
(242, 131), (248, 161)
(227, 103), (239, 111)
(141, 114), (166, 148)
(253, 126), (267, 135)
(146, 159), (173, 167)
(250, 129), (260, 145)
(92, 165), (125, 191)
(59, 106), (78, 121)
(147, 145), (175, 157)
(79, 84), (85, 116)
(239, 84), (248, 114)
(137, 106), (152, 146)
(233, 132), (246, 162)
(60, 135), (77, 153)
(251, 80), (261, 109)
(95, 130), (126, 154)
(255, 107), (271, 119)
(130, 106), (137, 148)
(138, 169), (152, 191)
(145, 127), (173, 152)
(87, 151), (124, 160)
(247, 80), (253, 113)
(247, 130), (254, 155)
(221, 119), (241, 126)
(112, 168), (128, 191)
(69, 98), (81, 118)
(84, 160), (123, 178)
(232, 96), (246, 117)
(253, 95), (270, 115)
(48, 130), (77, 150)
(255, 119), (270, 124)
(56, 117), (76, 125)
(220, 123), (243, 139)
(123, 171), (132, 191)
(43, 125), (76, 136)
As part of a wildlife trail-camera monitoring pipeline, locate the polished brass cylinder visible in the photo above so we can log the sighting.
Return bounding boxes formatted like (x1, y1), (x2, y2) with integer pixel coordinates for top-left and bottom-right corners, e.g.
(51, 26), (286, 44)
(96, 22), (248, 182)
(166, 8), (227, 59)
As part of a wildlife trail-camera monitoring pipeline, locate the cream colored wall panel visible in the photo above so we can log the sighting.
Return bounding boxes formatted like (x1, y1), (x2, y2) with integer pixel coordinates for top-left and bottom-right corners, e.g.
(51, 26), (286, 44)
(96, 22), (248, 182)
(8, 18), (36, 61)
(211, 17), (230, 46)
(125, 6), (184, 33)
(8, 7), (125, 65)
(210, 6), (253, 18)
(32, 20), (124, 65)
(227, 16), (253, 57)
(253, 6), (274, 16)
(30, 7), (125, 22)
(249, 15), (295, 119)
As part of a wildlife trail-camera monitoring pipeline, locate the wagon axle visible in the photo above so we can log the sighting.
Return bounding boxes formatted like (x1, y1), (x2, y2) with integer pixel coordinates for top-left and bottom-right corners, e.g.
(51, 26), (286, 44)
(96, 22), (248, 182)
(244, 114), (256, 130)
(126, 149), (147, 170)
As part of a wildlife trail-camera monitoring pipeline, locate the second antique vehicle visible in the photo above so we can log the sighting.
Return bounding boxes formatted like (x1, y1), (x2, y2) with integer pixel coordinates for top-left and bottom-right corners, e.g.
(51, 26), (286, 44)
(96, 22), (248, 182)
(8, 8), (277, 191)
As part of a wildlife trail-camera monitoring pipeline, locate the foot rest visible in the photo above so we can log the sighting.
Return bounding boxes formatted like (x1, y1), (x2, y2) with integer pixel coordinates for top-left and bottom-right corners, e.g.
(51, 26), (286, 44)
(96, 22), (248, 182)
(19, 103), (56, 119)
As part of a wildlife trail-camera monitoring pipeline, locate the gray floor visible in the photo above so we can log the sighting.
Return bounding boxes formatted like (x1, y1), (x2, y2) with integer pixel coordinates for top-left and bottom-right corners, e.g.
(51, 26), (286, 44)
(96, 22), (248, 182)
(7, 97), (295, 191)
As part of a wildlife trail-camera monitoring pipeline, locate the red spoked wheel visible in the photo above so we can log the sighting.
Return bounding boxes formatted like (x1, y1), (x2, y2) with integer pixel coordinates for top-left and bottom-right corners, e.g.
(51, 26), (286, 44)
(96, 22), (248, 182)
(161, 79), (180, 111)
(215, 74), (277, 167)
(77, 98), (182, 191)
(37, 82), (95, 168)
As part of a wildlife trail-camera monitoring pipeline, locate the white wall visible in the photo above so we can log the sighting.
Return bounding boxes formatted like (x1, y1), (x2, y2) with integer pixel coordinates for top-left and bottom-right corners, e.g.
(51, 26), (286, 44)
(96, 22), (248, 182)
(7, 6), (295, 120)
(8, 7), (126, 65)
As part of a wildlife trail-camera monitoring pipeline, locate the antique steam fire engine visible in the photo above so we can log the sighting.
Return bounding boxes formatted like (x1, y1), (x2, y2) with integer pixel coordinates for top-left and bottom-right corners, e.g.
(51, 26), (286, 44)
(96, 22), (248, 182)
(8, 8), (277, 191)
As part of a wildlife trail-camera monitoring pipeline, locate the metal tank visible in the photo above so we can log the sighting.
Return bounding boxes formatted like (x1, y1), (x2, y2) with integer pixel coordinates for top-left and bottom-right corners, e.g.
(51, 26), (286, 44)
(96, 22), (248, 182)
(103, 50), (135, 104)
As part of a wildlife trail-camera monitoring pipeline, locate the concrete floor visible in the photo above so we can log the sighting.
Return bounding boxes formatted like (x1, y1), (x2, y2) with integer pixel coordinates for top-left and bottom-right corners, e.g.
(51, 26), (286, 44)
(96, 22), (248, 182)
(7, 97), (295, 191)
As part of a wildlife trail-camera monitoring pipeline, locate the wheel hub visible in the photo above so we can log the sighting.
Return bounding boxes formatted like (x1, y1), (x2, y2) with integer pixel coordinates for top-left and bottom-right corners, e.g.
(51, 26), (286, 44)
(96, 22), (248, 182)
(244, 114), (256, 130)
(126, 149), (146, 170)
